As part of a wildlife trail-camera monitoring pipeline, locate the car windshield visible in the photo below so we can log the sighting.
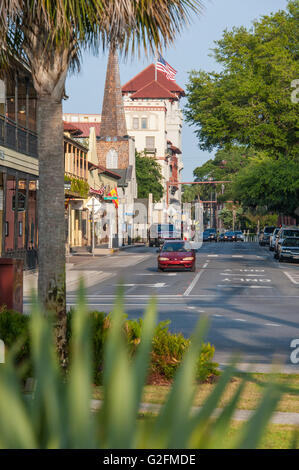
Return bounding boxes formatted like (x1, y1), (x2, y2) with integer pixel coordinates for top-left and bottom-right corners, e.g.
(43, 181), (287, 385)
(162, 242), (191, 252)
(273, 228), (280, 236)
(264, 226), (275, 234)
(225, 232), (234, 235)
(282, 230), (299, 237)
(204, 229), (216, 233)
(235, 231), (242, 234)
(282, 238), (299, 247)
(159, 224), (174, 232)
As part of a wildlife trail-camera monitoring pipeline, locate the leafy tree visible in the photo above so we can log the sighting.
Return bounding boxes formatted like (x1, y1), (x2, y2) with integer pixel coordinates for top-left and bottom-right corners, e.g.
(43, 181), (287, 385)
(135, 152), (164, 202)
(0, 0), (203, 365)
(232, 155), (299, 216)
(185, 1), (299, 159)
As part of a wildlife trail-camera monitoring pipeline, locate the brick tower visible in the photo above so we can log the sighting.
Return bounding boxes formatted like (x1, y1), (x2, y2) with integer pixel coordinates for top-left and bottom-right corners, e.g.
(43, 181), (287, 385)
(97, 47), (131, 170)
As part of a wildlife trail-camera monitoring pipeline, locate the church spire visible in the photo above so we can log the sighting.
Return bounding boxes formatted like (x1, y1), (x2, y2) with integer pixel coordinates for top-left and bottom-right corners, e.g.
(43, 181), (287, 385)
(100, 47), (127, 138)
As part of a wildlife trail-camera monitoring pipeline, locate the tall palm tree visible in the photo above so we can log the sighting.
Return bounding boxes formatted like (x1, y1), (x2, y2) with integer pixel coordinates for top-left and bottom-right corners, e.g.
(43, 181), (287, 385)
(0, 0), (203, 365)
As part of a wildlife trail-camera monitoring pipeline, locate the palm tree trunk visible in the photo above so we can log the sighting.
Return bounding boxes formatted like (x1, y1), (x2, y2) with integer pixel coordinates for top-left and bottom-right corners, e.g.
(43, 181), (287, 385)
(37, 95), (67, 367)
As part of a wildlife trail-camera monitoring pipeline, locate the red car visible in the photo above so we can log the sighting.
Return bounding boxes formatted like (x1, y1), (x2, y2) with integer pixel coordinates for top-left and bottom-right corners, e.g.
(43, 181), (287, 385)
(157, 240), (196, 272)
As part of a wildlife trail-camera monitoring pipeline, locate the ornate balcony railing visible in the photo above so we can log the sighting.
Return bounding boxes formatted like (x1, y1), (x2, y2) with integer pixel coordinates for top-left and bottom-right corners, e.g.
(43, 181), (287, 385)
(0, 114), (38, 158)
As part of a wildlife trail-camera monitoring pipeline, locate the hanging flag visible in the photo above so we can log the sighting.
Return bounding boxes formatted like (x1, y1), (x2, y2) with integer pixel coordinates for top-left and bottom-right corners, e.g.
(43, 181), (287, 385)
(107, 187), (119, 208)
(156, 53), (177, 81)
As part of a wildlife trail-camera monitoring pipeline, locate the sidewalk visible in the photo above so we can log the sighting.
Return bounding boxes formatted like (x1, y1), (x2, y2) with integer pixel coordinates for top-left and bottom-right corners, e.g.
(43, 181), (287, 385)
(69, 243), (146, 257)
(90, 399), (299, 425)
(23, 263), (115, 295)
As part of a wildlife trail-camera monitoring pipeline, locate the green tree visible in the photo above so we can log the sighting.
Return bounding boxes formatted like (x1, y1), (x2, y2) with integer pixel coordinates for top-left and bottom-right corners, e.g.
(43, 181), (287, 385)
(136, 152), (164, 202)
(0, 0), (203, 365)
(232, 155), (299, 216)
(185, 1), (299, 158)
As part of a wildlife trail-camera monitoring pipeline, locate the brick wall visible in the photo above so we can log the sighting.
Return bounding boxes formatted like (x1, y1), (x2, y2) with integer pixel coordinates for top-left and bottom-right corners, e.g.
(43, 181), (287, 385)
(96, 139), (130, 169)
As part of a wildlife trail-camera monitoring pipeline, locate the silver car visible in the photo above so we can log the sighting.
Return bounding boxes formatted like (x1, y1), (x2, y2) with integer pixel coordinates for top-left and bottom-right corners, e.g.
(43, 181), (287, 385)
(274, 227), (299, 258)
(269, 227), (280, 251)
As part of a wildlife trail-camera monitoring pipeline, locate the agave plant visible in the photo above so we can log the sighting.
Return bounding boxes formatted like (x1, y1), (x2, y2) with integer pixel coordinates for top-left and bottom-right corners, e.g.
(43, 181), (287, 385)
(0, 286), (282, 448)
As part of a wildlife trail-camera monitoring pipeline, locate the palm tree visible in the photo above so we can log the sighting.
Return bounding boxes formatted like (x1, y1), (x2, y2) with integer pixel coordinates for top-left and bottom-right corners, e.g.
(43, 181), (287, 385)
(0, 0), (203, 365)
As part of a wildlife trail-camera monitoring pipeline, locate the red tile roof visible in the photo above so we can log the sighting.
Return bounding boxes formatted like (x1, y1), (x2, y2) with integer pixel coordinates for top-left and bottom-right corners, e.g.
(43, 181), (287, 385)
(130, 80), (177, 100)
(63, 122), (82, 135)
(64, 122), (101, 138)
(122, 63), (185, 97)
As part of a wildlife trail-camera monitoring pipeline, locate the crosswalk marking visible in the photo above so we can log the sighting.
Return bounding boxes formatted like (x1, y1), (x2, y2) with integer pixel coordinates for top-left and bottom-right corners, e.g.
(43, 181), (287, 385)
(283, 271), (299, 285)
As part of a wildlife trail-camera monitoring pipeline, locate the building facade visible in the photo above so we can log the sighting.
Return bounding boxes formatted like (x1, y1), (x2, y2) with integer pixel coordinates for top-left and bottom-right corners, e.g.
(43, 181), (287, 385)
(0, 65), (39, 268)
(121, 63), (184, 212)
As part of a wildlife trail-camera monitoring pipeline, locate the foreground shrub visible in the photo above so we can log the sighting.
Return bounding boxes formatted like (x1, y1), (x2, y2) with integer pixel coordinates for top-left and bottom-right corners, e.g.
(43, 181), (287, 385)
(1, 308), (218, 384)
(0, 308), (30, 368)
(0, 289), (283, 448)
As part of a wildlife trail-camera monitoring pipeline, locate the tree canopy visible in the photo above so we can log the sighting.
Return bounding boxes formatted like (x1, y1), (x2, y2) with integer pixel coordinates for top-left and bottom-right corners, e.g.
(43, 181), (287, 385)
(185, 1), (299, 159)
(135, 152), (164, 202)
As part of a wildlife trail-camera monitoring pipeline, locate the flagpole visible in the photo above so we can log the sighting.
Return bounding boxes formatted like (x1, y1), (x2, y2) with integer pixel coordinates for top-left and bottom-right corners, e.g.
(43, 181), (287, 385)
(155, 49), (158, 81)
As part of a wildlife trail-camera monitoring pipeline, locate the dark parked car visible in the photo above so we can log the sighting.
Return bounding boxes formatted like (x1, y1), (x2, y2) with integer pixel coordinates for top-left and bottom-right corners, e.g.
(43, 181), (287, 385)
(157, 240), (196, 272)
(222, 231), (236, 241)
(259, 226), (276, 246)
(277, 237), (299, 262)
(202, 228), (217, 242)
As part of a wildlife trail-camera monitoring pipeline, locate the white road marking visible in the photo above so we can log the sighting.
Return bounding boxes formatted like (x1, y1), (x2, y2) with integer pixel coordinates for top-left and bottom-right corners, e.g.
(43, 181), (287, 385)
(265, 323), (281, 327)
(213, 314), (224, 317)
(232, 255), (244, 258)
(208, 254), (218, 257)
(283, 271), (299, 285)
(216, 285), (273, 289)
(116, 283), (166, 288)
(234, 318), (247, 322)
(220, 273), (266, 277)
(138, 273), (177, 276)
(183, 270), (205, 296)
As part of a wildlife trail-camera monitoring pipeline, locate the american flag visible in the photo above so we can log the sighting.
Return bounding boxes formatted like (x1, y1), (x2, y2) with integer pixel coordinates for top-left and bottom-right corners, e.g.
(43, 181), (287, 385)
(156, 53), (177, 81)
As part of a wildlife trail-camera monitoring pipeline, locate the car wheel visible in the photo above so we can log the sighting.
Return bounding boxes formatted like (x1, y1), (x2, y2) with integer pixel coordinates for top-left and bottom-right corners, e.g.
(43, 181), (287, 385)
(190, 264), (196, 272)
(158, 267), (164, 272)
(278, 256), (284, 263)
(274, 252), (278, 259)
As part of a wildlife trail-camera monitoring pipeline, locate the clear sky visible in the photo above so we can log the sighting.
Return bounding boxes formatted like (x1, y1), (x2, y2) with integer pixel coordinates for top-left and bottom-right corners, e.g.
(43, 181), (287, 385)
(63, 0), (289, 181)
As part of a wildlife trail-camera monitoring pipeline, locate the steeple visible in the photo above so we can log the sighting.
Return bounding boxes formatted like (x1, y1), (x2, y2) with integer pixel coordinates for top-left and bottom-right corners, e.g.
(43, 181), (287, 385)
(100, 47), (127, 138)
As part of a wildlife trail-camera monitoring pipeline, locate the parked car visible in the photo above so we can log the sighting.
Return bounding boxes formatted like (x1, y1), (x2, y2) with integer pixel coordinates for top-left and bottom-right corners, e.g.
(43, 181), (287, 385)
(234, 231), (245, 242)
(222, 231), (236, 241)
(277, 237), (299, 262)
(149, 223), (180, 247)
(202, 228), (217, 242)
(259, 226), (276, 246)
(274, 227), (299, 257)
(269, 227), (280, 251)
(157, 240), (196, 272)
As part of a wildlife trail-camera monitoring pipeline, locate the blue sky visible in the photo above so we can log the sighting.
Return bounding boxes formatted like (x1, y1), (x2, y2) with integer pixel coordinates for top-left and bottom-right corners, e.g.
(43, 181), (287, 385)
(63, 0), (289, 180)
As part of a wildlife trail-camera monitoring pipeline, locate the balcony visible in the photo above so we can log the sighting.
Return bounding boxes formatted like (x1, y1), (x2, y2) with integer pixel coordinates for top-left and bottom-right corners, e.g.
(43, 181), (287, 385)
(0, 114), (38, 158)
(144, 147), (156, 156)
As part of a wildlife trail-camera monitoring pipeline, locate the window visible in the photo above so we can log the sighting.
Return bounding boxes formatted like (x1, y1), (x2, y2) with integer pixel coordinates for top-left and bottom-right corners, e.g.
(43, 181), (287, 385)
(133, 118), (139, 129)
(18, 221), (23, 237)
(141, 117), (148, 129)
(145, 136), (155, 149)
(5, 221), (9, 237)
(106, 148), (118, 169)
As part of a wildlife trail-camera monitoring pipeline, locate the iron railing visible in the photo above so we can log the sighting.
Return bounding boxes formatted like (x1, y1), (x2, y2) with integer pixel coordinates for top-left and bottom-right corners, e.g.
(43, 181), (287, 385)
(0, 114), (38, 158)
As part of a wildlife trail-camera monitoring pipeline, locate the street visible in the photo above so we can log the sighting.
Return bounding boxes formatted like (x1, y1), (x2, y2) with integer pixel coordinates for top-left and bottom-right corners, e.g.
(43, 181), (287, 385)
(25, 241), (299, 366)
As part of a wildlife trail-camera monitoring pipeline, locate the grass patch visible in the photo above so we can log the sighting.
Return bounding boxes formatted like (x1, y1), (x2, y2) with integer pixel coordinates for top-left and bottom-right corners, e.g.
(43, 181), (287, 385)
(93, 372), (299, 414)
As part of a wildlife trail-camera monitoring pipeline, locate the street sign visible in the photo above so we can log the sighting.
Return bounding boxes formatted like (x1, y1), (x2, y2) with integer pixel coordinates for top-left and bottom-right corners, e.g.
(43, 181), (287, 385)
(86, 197), (102, 212)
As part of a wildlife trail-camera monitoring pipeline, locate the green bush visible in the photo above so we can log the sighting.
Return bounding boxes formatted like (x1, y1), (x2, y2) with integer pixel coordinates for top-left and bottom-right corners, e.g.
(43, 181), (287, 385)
(0, 291), (283, 448)
(0, 309), (219, 385)
(0, 308), (30, 367)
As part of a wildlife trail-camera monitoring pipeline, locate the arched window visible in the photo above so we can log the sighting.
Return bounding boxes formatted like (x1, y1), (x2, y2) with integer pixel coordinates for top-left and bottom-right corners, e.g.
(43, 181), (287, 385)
(106, 148), (118, 168)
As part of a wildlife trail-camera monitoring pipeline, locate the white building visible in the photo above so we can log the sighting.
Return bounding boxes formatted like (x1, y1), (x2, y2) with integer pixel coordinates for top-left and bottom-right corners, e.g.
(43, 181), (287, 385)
(122, 64), (185, 209)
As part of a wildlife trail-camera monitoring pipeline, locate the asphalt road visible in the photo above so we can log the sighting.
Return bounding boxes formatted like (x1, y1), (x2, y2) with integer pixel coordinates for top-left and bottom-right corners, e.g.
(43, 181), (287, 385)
(25, 242), (299, 367)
